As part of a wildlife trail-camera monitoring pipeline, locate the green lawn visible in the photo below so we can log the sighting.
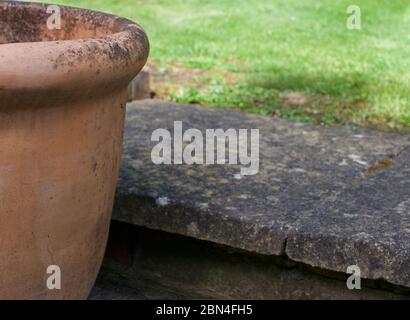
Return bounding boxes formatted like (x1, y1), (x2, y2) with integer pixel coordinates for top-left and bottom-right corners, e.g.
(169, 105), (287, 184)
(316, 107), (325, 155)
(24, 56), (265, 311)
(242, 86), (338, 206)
(46, 0), (410, 131)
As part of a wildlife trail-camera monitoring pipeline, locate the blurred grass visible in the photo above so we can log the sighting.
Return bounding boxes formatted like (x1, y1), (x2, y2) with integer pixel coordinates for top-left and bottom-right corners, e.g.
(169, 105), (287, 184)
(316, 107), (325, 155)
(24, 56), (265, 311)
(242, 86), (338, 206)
(45, 0), (410, 131)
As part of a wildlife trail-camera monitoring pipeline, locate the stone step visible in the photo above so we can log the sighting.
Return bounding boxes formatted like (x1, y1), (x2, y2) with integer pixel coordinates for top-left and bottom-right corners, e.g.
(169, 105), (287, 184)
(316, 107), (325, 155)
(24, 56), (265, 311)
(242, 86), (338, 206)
(113, 99), (410, 290)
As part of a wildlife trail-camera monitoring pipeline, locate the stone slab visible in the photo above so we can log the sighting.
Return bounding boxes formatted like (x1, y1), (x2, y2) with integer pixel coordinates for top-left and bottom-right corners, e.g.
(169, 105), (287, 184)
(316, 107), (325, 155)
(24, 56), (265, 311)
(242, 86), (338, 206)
(114, 100), (410, 288)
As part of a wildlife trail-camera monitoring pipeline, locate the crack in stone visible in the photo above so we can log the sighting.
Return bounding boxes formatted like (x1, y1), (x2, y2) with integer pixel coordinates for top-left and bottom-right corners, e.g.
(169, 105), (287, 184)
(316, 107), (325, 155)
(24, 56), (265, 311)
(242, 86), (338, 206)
(281, 236), (288, 257)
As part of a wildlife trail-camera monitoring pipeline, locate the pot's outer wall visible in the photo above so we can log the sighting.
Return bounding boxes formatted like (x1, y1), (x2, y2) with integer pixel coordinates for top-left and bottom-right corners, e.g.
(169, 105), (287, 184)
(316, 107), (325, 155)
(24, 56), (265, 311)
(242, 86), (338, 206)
(0, 2), (149, 299)
(0, 90), (127, 299)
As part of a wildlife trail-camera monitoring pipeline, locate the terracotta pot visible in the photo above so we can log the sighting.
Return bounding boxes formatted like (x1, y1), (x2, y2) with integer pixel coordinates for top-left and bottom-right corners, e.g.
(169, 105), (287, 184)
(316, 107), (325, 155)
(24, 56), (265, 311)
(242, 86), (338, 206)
(0, 1), (148, 299)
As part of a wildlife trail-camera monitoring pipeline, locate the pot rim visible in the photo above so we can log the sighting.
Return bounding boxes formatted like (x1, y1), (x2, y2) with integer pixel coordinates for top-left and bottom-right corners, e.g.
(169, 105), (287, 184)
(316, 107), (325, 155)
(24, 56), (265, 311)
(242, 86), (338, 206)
(0, 1), (149, 94)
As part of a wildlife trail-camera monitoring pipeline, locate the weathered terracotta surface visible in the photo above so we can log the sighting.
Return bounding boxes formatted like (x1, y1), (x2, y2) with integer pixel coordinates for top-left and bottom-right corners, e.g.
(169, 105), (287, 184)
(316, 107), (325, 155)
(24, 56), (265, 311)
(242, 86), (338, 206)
(0, 1), (148, 299)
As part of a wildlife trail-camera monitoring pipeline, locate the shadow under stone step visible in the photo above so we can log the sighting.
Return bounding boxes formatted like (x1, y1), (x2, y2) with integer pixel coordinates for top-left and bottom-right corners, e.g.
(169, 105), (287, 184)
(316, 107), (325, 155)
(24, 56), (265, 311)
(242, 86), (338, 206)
(112, 99), (410, 291)
(89, 278), (147, 300)
(97, 223), (409, 299)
